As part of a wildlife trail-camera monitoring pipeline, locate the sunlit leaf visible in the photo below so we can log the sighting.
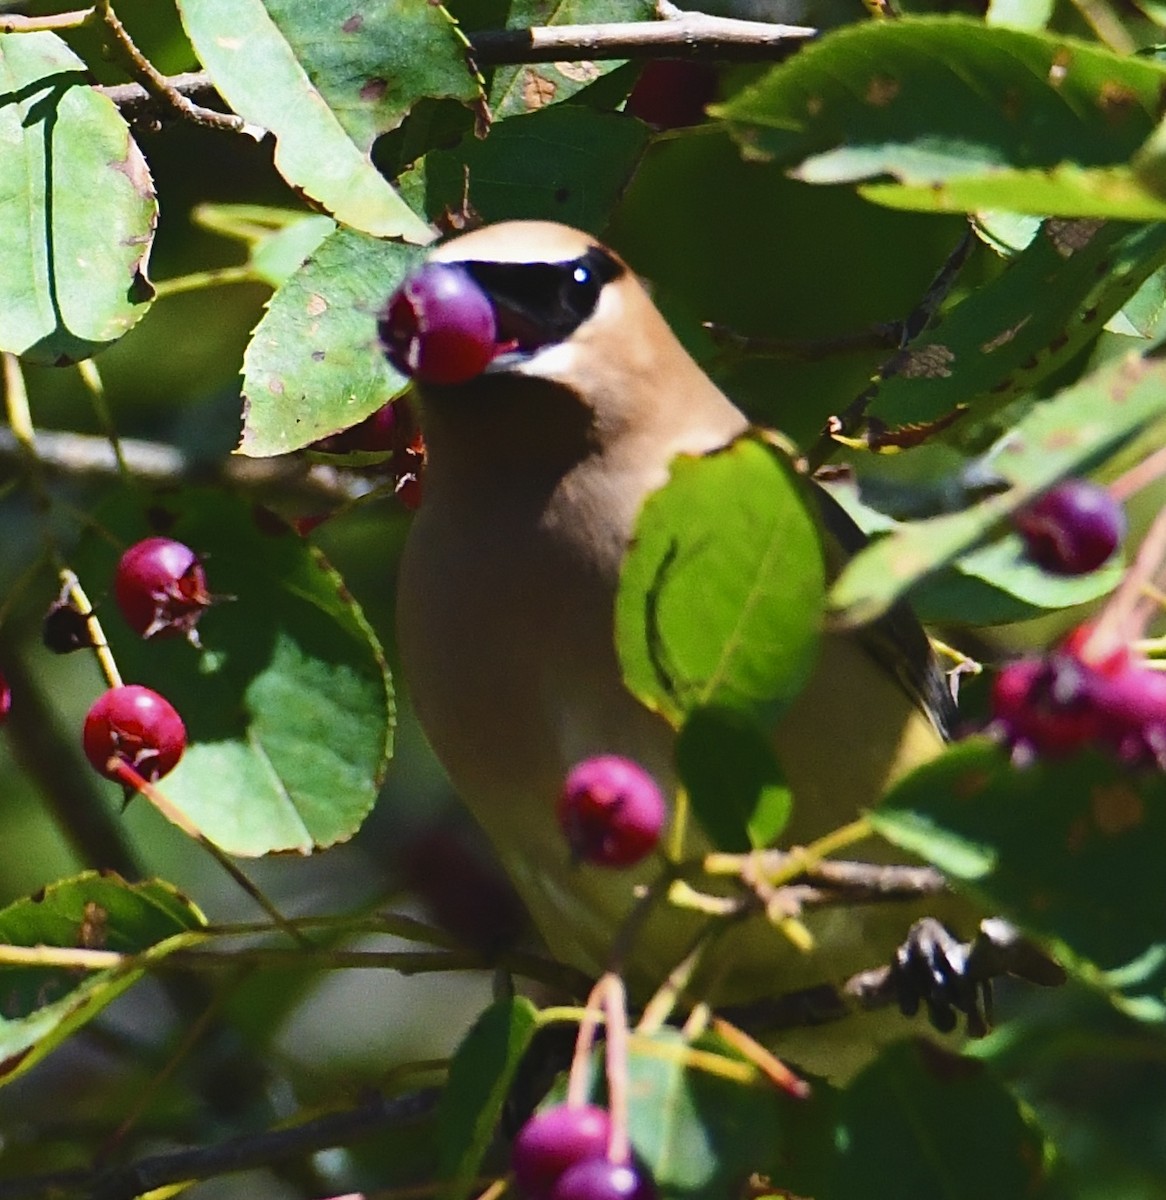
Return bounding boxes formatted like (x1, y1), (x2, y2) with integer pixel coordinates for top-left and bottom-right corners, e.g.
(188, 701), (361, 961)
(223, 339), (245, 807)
(0, 32), (156, 364)
(177, 0), (436, 241)
(241, 226), (422, 456)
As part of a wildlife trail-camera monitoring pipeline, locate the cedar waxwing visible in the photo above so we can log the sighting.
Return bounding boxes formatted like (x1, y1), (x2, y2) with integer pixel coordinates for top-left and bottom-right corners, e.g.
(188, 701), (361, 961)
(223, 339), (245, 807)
(392, 221), (978, 1041)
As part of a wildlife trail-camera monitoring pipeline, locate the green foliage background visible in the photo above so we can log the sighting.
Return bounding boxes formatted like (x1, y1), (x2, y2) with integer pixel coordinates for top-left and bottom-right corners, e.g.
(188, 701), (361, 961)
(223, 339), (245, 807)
(0, 0), (1165, 1197)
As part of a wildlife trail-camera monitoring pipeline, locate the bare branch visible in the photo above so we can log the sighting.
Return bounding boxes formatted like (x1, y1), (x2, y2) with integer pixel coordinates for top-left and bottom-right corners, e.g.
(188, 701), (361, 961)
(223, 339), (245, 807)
(0, 1089), (440, 1200)
(95, 9), (816, 128)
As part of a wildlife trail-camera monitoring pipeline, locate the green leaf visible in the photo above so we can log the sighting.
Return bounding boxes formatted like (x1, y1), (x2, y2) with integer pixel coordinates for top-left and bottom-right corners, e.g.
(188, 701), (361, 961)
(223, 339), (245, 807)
(414, 106), (651, 233)
(821, 472), (1124, 625)
(240, 226), (424, 456)
(718, 17), (1166, 219)
(675, 706), (792, 852)
(831, 1040), (1053, 1199)
(0, 874), (205, 1086)
(873, 739), (1166, 1020)
(622, 1029), (792, 1196)
(437, 997), (538, 1200)
(868, 220), (1166, 432)
(829, 351), (1166, 626)
(912, 530), (1124, 626)
(193, 203), (337, 287)
(259, 0), (481, 151)
(0, 32), (156, 364)
(77, 488), (393, 856)
(176, 0), (435, 242)
(453, 0), (653, 119)
(616, 435), (825, 728)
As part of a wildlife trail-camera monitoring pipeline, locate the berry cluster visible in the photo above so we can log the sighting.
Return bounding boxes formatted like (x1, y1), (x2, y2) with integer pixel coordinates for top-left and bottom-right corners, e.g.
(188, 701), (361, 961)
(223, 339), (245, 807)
(557, 756), (666, 868)
(74, 536), (208, 788)
(991, 629), (1166, 766)
(513, 1104), (655, 1200)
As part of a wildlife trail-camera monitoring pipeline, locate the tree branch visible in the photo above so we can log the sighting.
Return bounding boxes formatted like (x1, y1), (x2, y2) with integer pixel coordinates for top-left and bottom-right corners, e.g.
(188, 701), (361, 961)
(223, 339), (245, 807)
(94, 9), (816, 127)
(0, 1088), (440, 1200)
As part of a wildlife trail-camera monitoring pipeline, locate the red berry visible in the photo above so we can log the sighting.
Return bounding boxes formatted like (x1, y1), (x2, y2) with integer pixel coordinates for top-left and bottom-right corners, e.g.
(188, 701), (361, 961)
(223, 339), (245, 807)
(115, 537), (211, 644)
(378, 262), (497, 385)
(312, 401), (401, 454)
(83, 685), (186, 783)
(557, 756), (666, 867)
(513, 1104), (613, 1200)
(626, 60), (717, 129)
(551, 1160), (656, 1200)
(1014, 480), (1125, 575)
(990, 656), (1102, 758)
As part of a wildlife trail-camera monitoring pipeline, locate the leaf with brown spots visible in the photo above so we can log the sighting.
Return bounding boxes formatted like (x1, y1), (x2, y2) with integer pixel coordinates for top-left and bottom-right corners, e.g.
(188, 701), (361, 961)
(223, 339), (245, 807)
(875, 738), (1166, 1021)
(830, 350), (1166, 625)
(718, 18), (1166, 220)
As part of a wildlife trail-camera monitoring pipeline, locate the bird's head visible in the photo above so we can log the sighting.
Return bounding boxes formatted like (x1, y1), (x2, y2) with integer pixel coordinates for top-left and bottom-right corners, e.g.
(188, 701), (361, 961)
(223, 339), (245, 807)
(378, 221), (745, 496)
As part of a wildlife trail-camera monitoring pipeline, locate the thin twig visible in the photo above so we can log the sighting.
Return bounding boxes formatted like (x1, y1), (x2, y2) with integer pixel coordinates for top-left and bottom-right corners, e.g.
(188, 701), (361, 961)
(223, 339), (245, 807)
(94, 1), (253, 134)
(468, 10), (814, 64)
(92, 6), (818, 126)
(0, 8), (95, 31)
(0, 1088), (439, 1200)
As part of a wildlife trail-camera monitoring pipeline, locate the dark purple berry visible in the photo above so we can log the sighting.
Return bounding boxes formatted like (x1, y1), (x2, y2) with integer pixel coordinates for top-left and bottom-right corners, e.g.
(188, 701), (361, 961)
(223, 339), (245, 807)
(83, 685), (186, 783)
(1014, 480), (1125, 575)
(557, 756), (666, 867)
(115, 537), (211, 644)
(312, 401), (401, 454)
(378, 262), (497, 385)
(550, 1159), (657, 1200)
(43, 597), (93, 653)
(626, 60), (717, 129)
(513, 1104), (613, 1200)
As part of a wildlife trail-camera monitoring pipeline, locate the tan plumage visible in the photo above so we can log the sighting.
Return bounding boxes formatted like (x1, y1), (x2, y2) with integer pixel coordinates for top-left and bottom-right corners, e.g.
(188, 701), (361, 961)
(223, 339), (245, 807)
(397, 221), (958, 1012)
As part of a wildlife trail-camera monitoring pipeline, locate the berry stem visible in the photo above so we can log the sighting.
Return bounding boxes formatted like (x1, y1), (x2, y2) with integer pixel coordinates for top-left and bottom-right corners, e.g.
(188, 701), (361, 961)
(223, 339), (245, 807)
(602, 975), (633, 1166)
(111, 760), (310, 949)
(61, 569), (124, 688)
(566, 974), (612, 1109)
(76, 358), (131, 482)
(709, 1016), (810, 1099)
(1108, 440), (1166, 503)
(1086, 499), (1166, 657)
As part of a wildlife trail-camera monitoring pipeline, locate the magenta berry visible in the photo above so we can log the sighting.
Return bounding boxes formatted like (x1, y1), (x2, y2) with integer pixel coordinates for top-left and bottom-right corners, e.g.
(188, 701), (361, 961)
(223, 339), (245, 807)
(83, 685), (186, 784)
(557, 756), (665, 868)
(115, 537), (211, 643)
(513, 1104), (613, 1199)
(1014, 479), (1125, 575)
(1092, 661), (1166, 766)
(551, 1160), (657, 1200)
(991, 655), (1104, 759)
(0, 669), (9, 724)
(378, 262), (497, 385)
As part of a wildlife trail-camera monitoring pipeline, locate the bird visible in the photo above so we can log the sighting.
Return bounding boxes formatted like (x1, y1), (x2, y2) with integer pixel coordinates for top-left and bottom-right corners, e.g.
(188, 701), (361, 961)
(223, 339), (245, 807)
(388, 220), (998, 1063)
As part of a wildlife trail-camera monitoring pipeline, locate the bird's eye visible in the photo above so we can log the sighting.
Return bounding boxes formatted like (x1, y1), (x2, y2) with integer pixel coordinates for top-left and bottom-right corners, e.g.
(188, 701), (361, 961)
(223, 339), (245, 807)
(460, 247), (624, 353)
